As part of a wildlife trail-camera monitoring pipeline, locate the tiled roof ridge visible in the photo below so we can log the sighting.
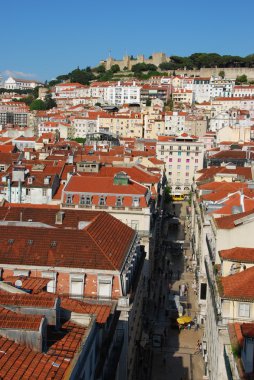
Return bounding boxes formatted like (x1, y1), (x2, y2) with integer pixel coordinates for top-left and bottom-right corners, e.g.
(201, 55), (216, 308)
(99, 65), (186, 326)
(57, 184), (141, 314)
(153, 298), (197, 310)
(85, 214), (121, 271)
(85, 212), (135, 270)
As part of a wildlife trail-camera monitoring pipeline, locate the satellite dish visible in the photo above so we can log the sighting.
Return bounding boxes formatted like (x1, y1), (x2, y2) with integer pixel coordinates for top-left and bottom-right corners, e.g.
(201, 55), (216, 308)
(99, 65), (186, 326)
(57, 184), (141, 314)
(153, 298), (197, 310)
(15, 280), (23, 288)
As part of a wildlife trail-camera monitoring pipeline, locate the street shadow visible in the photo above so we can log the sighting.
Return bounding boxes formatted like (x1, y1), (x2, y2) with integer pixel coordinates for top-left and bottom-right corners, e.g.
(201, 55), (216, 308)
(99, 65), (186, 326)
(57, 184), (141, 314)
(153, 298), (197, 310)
(141, 200), (193, 380)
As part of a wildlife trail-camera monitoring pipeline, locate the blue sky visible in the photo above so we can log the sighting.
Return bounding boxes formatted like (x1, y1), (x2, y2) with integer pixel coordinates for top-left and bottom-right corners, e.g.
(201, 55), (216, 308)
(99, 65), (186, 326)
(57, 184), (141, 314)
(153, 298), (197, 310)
(1, 0), (254, 81)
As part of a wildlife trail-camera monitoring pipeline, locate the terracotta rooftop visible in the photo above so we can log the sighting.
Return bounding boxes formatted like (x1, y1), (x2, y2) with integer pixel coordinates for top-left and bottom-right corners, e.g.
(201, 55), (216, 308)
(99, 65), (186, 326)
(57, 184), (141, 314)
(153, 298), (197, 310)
(241, 323), (254, 338)
(4, 276), (51, 293)
(0, 320), (87, 379)
(64, 175), (148, 195)
(214, 209), (254, 229)
(0, 212), (136, 271)
(60, 297), (112, 324)
(0, 306), (43, 330)
(219, 247), (254, 263)
(0, 206), (99, 229)
(78, 165), (160, 184)
(0, 293), (56, 308)
(221, 266), (254, 300)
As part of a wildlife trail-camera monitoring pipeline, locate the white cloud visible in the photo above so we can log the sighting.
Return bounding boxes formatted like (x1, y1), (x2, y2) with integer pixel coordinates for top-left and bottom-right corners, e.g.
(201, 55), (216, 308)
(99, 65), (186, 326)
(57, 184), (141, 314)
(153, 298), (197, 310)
(2, 70), (37, 79)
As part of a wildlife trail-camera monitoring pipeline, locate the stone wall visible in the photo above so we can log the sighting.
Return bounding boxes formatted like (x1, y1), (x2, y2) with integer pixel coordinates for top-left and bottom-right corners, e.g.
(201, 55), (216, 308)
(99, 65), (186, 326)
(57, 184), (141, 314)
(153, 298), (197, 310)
(174, 67), (254, 80)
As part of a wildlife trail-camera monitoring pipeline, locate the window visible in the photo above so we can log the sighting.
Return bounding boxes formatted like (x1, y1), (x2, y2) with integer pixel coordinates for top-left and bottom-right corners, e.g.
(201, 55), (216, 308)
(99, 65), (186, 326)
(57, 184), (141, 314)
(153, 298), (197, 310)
(132, 197), (139, 207)
(26, 188), (31, 196)
(195, 153), (199, 156)
(168, 165), (172, 169)
(168, 171), (172, 176)
(170, 146), (173, 150)
(187, 146), (190, 151)
(66, 194), (73, 204)
(116, 196), (123, 207)
(42, 272), (56, 293)
(98, 276), (112, 299)
(99, 196), (106, 205)
(239, 303), (250, 318)
(186, 165), (190, 170)
(196, 146), (199, 151)
(80, 195), (86, 205)
(178, 158), (181, 163)
(186, 152), (190, 156)
(186, 172), (189, 176)
(177, 165), (181, 170)
(186, 159), (190, 163)
(169, 158), (172, 162)
(195, 159), (198, 163)
(42, 188), (47, 197)
(178, 146), (182, 151)
(14, 269), (29, 277)
(70, 275), (84, 299)
(178, 152), (182, 156)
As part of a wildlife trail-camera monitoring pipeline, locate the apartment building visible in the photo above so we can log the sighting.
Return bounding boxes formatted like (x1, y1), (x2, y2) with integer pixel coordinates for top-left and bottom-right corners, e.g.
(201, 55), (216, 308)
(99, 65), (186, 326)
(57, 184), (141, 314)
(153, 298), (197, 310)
(0, 205), (145, 380)
(105, 82), (141, 105)
(140, 84), (169, 104)
(164, 111), (187, 135)
(172, 89), (193, 105)
(98, 113), (143, 138)
(156, 134), (204, 195)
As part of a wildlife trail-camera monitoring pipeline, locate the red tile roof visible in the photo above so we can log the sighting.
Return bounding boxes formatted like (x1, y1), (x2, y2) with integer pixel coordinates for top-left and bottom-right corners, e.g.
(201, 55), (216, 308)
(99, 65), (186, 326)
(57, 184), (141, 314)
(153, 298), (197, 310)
(0, 212), (136, 271)
(219, 247), (254, 263)
(64, 175), (148, 196)
(0, 293), (56, 308)
(0, 307), (43, 330)
(4, 276), (51, 293)
(214, 209), (254, 229)
(0, 320), (87, 379)
(241, 323), (254, 338)
(221, 266), (254, 300)
(60, 297), (112, 324)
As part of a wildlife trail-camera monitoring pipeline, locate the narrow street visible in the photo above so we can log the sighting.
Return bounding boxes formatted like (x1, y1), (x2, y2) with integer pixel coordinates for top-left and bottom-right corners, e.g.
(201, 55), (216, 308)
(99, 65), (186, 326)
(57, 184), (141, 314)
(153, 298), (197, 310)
(136, 200), (204, 380)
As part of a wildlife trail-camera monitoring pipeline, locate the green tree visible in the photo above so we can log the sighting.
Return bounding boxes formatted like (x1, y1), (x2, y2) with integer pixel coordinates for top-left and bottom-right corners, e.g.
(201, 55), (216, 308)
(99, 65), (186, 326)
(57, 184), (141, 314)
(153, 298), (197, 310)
(94, 65), (106, 73)
(236, 74), (248, 84)
(111, 64), (120, 73)
(164, 186), (172, 203)
(218, 70), (225, 78)
(30, 99), (46, 110)
(44, 93), (57, 109)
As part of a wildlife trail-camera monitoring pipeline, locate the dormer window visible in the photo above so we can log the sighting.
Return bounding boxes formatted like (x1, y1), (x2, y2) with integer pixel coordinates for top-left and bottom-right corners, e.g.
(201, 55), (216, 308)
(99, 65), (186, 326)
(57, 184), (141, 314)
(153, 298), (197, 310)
(66, 194), (73, 204)
(99, 196), (106, 206)
(116, 196), (123, 207)
(132, 197), (140, 207)
(80, 195), (91, 205)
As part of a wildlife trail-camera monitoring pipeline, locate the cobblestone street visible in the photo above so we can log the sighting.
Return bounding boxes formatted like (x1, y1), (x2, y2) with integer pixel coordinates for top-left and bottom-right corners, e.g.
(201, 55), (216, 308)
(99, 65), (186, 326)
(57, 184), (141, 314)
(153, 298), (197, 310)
(137, 200), (204, 380)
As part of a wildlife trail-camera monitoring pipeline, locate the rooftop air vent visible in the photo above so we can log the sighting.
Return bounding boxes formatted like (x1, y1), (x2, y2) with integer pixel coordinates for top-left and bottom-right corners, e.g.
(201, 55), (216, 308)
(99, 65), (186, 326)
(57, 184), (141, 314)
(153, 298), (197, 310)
(50, 241), (57, 248)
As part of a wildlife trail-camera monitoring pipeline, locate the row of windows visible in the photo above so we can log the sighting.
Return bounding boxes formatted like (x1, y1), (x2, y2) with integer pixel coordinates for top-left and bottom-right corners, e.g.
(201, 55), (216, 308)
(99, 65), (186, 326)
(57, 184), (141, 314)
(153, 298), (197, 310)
(66, 195), (140, 207)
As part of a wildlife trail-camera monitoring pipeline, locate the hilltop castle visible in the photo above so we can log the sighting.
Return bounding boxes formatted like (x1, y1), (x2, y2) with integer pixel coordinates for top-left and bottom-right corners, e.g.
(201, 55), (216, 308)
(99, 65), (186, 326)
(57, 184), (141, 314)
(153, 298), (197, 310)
(99, 52), (170, 71)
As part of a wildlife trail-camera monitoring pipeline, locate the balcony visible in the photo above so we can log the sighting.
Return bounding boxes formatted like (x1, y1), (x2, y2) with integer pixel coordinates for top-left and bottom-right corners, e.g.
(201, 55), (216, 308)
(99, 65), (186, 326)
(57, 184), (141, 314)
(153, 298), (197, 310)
(62, 203), (75, 208)
(95, 205), (109, 209)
